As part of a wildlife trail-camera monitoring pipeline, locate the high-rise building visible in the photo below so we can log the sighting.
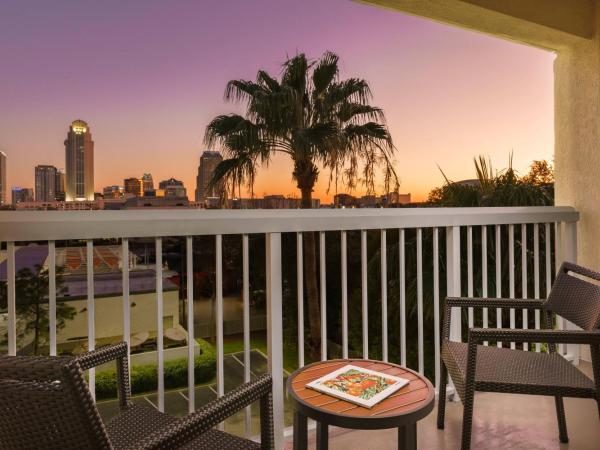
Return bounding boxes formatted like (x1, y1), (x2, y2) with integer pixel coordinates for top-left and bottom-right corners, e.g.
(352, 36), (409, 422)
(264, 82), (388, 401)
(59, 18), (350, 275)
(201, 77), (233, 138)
(103, 185), (124, 199)
(35, 165), (58, 201)
(195, 151), (223, 203)
(124, 177), (144, 197)
(0, 151), (6, 205)
(65, 119), (94, 201)
(159, 178), (187, 198)
(141, 173), (154, 195)
(12, 187), (34, 204)
(55, 169), (66, 201)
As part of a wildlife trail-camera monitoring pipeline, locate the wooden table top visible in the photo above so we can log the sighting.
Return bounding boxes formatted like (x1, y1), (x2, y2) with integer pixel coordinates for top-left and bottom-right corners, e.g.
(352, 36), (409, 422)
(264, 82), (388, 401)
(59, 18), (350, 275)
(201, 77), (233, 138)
(286, 359), (435, 429)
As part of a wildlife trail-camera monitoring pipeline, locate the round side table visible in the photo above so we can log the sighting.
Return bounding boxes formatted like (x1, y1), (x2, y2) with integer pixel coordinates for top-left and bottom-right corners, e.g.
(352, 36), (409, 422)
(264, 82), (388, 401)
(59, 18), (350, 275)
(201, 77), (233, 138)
(286, 359), (435, 450)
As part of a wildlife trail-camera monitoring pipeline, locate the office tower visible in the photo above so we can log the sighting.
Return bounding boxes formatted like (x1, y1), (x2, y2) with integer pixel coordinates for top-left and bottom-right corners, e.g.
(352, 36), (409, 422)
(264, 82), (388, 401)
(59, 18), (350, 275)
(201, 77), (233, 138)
(35, 165), (58, 201)
(12, 187), (34, 204)
(65, 119), (94, 201)
(158, 178), (187, 198)
(0, 151), (6, 205)
(103, 185), (124, 199)
(195, 151), (223, 202)
(55, 169), (66, 201)
(141, 173), (154, 194)
(124, 177), (144, 197)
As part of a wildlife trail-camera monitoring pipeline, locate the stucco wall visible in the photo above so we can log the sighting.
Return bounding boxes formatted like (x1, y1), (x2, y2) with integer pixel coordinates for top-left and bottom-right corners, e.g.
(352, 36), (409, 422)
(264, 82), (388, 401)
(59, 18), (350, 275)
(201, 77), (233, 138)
(554, 4), (600, 362)
(554, 6), (600, 274)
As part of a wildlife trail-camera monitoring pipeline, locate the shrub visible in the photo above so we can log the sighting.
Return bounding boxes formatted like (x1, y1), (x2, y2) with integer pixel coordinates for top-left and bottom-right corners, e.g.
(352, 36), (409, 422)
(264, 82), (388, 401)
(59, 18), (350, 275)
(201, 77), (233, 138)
(95, 338), (216, 400)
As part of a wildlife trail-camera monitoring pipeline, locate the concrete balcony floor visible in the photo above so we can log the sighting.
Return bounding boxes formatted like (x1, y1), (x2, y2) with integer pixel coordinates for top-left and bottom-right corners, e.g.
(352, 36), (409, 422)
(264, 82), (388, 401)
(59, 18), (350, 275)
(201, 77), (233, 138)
(285, 362), (599, 450)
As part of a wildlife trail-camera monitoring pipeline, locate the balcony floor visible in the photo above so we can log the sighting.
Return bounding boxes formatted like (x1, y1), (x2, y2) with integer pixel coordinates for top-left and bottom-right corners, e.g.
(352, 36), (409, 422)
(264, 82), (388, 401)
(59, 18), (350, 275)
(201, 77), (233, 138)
(285, 362), (599, 450)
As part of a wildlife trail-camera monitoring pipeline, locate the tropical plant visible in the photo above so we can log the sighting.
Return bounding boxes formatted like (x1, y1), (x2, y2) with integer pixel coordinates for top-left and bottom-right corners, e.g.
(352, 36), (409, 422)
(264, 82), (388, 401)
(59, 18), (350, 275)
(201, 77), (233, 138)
(427, 155), (553, 207)
(204, 51), (398, 357)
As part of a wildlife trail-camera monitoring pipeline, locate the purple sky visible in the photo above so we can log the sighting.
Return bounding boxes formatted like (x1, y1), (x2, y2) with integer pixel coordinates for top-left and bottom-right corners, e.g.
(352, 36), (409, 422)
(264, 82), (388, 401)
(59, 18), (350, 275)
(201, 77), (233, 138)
(0, 0), (554, 201)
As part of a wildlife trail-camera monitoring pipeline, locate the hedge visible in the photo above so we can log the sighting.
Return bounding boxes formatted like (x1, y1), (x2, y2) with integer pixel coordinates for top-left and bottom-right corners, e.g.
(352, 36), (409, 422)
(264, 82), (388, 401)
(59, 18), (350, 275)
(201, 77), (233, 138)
(95, 338), (216, 400)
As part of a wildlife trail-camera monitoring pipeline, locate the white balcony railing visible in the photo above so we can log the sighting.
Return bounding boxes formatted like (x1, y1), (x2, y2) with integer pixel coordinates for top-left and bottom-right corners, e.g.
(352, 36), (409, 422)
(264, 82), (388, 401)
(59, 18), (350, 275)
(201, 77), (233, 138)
(0, 206), (579, 448)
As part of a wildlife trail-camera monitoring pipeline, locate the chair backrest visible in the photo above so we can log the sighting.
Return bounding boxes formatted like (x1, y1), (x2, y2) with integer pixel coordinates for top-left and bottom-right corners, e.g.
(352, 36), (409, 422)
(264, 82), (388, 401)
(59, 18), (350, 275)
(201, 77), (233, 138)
(545, 261), (600, 331)
(0, 355), (112, 450)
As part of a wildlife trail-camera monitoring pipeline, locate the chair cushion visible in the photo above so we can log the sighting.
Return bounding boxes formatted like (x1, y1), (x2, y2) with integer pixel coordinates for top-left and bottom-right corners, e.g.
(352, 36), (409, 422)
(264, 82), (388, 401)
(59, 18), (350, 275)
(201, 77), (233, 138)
(106, 403), (260, 449)
(443, 341), (596, 397)
(106, 404), (178, 449)
(181, 429), (261, 449)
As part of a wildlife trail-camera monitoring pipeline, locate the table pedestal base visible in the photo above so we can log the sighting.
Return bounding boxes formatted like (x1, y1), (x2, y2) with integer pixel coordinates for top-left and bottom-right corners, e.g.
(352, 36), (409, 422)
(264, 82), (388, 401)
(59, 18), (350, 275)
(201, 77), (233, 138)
(292, 412), (418, 450)
(398, 423), (417, 450)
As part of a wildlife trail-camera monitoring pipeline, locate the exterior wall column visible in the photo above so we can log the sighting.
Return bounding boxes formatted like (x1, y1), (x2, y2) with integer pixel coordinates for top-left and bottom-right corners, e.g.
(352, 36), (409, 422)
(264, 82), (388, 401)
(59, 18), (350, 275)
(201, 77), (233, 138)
(554, 4), (600, 362)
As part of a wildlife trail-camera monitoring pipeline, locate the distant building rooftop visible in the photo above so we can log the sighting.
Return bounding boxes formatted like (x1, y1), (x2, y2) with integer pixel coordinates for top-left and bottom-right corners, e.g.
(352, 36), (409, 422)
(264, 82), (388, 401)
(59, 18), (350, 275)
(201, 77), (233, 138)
(61, 269), (177, 299)
(0, 245), (48, 280)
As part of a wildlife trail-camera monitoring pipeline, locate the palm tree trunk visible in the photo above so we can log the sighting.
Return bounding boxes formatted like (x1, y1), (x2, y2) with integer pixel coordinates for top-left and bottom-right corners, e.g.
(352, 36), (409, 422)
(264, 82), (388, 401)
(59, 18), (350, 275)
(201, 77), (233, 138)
(300, 187), (322, 361)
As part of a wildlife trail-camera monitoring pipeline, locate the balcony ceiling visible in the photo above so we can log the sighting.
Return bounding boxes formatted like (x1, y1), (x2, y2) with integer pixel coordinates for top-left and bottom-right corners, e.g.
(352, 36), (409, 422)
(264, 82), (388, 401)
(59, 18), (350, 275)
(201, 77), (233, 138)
(357, 0), (595, 50)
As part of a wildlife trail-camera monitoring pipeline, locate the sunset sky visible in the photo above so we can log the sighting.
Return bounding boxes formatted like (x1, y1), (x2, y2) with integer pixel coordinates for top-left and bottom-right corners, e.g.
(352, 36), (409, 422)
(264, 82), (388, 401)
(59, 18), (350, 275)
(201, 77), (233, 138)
(0, 0), (555, 202)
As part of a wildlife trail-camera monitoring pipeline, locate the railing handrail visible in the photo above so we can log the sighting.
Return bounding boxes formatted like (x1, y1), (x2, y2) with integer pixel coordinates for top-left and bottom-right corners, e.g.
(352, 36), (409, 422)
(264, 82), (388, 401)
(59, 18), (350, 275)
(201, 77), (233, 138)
(0, 206), (578, 241)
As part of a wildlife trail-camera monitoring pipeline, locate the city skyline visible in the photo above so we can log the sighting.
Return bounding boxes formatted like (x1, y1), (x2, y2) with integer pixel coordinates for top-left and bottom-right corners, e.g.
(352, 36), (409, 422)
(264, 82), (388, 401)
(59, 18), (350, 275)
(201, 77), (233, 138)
(0, 0), (554, 202)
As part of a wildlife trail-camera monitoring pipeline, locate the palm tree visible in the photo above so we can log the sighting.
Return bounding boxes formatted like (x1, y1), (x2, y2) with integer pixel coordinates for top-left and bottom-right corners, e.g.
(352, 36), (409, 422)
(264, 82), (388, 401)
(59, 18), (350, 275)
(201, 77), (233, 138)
(205, 51), (398, 358)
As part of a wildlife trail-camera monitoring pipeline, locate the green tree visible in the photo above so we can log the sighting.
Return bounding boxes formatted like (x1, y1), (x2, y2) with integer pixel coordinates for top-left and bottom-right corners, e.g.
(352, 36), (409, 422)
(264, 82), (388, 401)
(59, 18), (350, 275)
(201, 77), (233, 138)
(1, 265), (76, 355)
(205, 52), (398, 357)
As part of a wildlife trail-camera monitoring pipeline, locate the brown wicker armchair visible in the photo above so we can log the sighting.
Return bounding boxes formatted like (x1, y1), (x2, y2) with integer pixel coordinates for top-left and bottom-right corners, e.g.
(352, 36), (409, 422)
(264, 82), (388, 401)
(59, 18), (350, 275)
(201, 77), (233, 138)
(438, 261), (600, 450)
(0, 342), (274, 449)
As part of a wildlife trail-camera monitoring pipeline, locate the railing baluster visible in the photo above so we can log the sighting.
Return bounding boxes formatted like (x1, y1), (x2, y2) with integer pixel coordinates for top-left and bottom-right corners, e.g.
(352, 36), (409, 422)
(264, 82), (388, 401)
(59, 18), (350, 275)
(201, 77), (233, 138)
(399, 229), (406, 366)
(216, 235), (224, 430)
(534, 224), (541, 352)
(341, 231), (348, 360)
(266, 233), (284, 449)
(521, 224), (528, 351)
(319, 231), (327, 361)
(7, 242), (16, 356)
(417, 228), (424, 374)
(186, 236), (195, 413)
(446, 226), (461, 343)
(48, 241), (57, 356)
(243, 234), (251, 436)
(361, 229), (368, 359)
(122, 238), (131, 383)
(296, 233), (305, 366)
(554, 222), (565, 356)
(433, 228), (440, 391)
(87, 240), (95, 398)
(495, 225), (502, 347)
(381, 229), (388, 362)
(156, 237), (164, 412)
(562, 221), (579, 364)
(467, 226), (474, 328)
(482, 226), (488, 346)
(509, 224), (516, 349)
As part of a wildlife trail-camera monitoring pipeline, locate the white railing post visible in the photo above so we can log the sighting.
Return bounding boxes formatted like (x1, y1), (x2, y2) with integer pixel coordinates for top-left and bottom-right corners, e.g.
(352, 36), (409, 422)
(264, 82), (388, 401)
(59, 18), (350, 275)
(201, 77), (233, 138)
(562, 221), (580, 364)
(7, 242), (16, 356)
(266, 233), (284, 449)
(446, 226), (461, 401)
(446, 226), (461, 342)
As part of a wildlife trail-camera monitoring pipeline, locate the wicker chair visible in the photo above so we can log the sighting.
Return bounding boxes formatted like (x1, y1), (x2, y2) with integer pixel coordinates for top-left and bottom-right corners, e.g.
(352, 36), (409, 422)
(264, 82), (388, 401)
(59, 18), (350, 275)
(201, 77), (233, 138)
(437, 261), (600, 450)
(0, 342), (274, 449)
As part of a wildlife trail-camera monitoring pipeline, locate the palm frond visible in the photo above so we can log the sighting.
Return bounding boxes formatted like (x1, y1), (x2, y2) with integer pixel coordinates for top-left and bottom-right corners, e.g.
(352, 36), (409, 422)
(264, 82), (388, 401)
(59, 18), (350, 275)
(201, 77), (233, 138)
(312, 51), (339, 96)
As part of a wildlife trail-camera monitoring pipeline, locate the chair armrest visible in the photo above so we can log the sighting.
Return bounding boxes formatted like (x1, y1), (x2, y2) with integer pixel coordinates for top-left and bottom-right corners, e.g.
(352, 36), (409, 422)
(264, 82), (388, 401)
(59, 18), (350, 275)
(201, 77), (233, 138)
(141, 373), (274, 450)
(74, 342), (131, 409)
(446, 297), (546, 310)
(75, 342), (128, 370)
(442, 298), (546, 341)
(468, 328), (600, 345)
